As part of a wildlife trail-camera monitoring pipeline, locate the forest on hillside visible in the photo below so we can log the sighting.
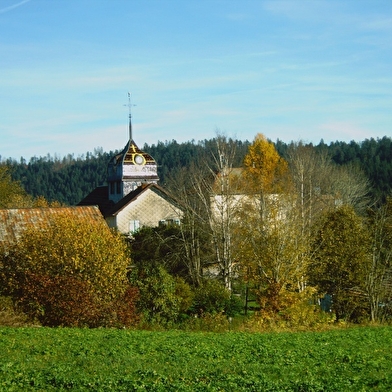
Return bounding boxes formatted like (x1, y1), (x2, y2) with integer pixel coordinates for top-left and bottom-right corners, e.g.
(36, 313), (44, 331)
(2, 136), (392, 206)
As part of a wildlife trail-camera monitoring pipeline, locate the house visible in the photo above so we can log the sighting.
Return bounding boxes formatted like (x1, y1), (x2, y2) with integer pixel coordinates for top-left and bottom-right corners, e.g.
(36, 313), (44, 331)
(79, 182), (183, 234)
(210, 166), (337, 226)
(78, 103), (183, 235)
(0, 205), (106, 251)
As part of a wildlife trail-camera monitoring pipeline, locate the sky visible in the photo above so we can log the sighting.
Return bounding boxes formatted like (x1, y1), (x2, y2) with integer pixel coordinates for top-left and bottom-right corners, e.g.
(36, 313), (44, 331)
(1, 0), (392, 161)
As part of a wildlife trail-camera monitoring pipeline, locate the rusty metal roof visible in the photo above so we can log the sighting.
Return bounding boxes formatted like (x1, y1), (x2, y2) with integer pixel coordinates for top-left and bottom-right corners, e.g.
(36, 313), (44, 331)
(0, 205), (106, 249)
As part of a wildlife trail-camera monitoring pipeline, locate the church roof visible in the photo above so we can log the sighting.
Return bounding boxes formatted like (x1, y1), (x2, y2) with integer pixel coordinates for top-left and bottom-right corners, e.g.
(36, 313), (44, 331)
(107, 139), (159, 183)
(114, 139), (156, 167)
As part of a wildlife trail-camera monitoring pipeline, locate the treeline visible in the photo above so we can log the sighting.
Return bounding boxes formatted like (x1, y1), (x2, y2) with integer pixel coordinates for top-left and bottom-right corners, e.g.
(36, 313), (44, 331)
(276, 136), (392, 203)
(129, 134), (392, 326)
(2, 135), (392, 328)
(2, 136), (392, 205)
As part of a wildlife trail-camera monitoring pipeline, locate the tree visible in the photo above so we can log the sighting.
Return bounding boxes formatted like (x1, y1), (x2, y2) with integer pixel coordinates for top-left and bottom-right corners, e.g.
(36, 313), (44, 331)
(0, 165), (30, 208)
(191, 133), (243, 291)
(243, 133), (289, 195)
(191, 279), (242, 317)
(285, 142), (333, 236)
(329, 163), (372, 213)
(6, 136), (392, 207)
(309, 205), (370, 322)
(236, 135), (310, 317)
(366, 199), (392, 322)
(0, 212), (138, 327)
(285, 142), (371, 231)
(165, 165), (212, 287)
(0, 164), (63, 208)
(131, 226), (186, 275)
(236, 191), (310, 317)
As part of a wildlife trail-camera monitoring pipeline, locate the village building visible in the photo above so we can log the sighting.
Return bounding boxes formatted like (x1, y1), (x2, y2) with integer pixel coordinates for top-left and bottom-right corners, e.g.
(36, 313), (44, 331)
(78, 95), (183, 235)
(0, 206), (106, 251)
(78, 182), (182, 235)
(0, 97), (183, 245)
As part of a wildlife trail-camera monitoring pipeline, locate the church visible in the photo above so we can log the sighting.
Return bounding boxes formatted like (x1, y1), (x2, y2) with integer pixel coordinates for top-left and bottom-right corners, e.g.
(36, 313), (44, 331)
(78, 97), (183, 235)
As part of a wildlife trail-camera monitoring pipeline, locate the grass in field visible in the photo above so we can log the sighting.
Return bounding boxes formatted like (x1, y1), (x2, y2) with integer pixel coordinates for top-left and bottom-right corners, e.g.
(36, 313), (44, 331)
(0, 326), (392, 391)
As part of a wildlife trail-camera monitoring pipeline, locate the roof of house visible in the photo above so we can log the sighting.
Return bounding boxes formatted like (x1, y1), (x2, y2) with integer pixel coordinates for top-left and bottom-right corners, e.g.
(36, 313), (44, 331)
(78, 183), (183, 217)
(106, 183), (183, 217)
(0, 205), (105, 249)
(77, 185), (115, 215)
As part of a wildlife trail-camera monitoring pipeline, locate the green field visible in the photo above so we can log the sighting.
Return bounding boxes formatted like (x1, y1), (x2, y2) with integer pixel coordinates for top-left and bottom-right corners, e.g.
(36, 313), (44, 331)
(0, 326), (391, 391)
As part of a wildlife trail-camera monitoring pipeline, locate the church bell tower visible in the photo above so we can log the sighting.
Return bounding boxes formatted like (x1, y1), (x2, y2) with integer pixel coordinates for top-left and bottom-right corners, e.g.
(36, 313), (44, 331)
(107, 93), (159, 203)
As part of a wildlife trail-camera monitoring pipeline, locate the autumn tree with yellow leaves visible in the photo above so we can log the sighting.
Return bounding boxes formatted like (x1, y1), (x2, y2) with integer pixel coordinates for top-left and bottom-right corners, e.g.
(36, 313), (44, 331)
(235, 134), (312, 320)
(243, 133), (290, 195)
(0, 212), (139, 327)
(0, 165), (29, 208)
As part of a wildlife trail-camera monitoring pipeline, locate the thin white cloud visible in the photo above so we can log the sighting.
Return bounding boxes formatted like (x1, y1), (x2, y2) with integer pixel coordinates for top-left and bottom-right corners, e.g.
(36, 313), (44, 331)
(0, 0), (31, 14)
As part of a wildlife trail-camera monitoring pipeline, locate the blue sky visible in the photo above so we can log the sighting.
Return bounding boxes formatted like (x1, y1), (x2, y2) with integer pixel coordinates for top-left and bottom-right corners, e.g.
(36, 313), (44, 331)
(1, 0), (392, 160)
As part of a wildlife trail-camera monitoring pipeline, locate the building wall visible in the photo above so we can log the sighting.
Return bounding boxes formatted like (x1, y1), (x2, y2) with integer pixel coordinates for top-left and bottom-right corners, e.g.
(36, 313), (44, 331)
(112, 189), (182, 235)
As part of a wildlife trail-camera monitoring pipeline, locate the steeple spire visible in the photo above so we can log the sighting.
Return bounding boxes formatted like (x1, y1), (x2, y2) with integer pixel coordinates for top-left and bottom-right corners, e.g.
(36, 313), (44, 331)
(126, 92), (135, 141)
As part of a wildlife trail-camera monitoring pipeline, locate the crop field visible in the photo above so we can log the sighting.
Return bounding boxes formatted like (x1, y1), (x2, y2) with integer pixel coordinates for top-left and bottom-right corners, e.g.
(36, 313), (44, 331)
(0, 326), (392, 391)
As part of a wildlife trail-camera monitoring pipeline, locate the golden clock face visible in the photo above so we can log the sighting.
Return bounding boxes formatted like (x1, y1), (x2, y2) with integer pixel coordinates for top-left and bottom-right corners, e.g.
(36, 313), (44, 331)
(134, 154), (144, 165)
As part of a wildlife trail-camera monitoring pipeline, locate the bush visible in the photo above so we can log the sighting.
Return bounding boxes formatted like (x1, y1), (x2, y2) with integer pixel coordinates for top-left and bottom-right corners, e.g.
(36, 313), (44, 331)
(174, 276), (194, 314)
(19, 273), (100, 327)
(133, 266), (193, 326)
(244, 288), (335, 332)
(0, 296), (32, 327)
(183, 312), (231, 332)
(16, 274), (140, 328)
(110, 286), (140, 328)
(191, 279), (243, 317)
(0, 212), (136, 327)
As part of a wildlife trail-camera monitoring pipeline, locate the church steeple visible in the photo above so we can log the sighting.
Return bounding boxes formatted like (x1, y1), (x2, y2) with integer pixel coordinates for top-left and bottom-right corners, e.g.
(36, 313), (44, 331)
(107, 94), (159, 203)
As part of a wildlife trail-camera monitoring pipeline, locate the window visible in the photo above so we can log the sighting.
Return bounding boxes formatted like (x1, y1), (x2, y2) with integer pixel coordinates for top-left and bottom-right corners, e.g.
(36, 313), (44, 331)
(129, 220), (140, 233)
(159, 219), (181, 227)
